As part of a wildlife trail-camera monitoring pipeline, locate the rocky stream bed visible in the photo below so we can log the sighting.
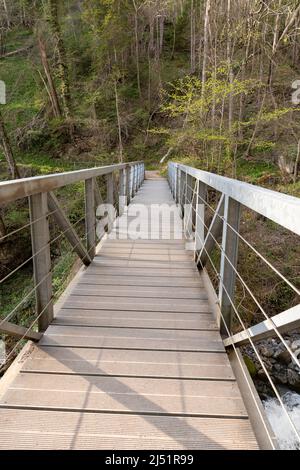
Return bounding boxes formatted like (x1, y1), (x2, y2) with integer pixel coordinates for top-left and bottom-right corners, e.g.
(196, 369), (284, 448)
(243, 330), (300, 449)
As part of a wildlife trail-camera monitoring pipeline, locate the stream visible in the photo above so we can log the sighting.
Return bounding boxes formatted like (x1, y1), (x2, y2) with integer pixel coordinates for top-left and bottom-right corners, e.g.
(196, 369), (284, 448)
(263, 388), (300, 449)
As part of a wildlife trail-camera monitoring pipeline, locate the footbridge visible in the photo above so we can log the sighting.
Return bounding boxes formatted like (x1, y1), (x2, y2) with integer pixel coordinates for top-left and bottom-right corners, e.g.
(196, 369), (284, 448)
(0, 161), (299, 449)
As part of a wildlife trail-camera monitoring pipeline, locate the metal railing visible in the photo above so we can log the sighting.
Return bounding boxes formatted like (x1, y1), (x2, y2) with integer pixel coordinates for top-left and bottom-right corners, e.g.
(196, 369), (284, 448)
(0, 161), (145, 367)
(168, 161), (300, 448)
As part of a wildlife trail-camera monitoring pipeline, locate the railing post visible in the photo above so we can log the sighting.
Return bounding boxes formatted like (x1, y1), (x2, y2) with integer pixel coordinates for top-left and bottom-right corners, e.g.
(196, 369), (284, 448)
(195, 181), (207, 251)
(85, 178), (96, 259)
(106, 172), (114, 232)
(130, 166), (134, 198)
(29, 192), (53, 332)
(119, 168), (126, 216)
(132, 166), (135, 196)
(179, 168), (185, 216)
(176, 166), (180, 204)
(184, 172), (193, 237)
(126, 165), (131, 205)
(168, 164), (173, 194)
(137, 164), (141, 188)
(219, 195), (241, 334)
(135, 165), (138, 194)
(107, 172), (114, 206)
(141, 163), (144, 185)
(137, 164), (140, 190)
(174, 165), (177, 199)
(135, 165), (138, 193)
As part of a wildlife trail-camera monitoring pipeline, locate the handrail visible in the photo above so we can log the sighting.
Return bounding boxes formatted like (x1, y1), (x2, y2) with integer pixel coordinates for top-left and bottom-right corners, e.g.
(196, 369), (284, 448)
(168, 161), (300, 336)
(168, 161), (300, 447)
(0, 161), (144, 204)
(0, 161), (145, 356)
(175, 163), (300, 236)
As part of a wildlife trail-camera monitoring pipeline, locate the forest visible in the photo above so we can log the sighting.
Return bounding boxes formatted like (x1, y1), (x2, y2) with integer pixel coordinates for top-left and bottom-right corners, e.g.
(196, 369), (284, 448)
(0, 1), (299, 377)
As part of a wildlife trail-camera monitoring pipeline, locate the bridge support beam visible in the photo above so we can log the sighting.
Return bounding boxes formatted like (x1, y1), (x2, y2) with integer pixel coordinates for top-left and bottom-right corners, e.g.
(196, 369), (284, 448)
(219, 196), (241, 334)
(197, 194), (225, 266)
(93, 177), (103, 209)
(48, 192), (91, 266)
(0, 320), (42, 342)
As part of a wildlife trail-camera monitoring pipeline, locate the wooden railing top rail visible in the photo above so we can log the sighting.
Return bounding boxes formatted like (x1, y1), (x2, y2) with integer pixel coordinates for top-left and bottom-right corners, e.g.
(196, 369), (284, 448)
(171, 162), (300, 236)
(0, 161), (143, 204)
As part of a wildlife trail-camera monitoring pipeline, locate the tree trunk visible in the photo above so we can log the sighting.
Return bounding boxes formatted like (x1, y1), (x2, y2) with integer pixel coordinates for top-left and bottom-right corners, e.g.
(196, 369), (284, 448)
(0, 214), (6, 238)
(201, 0), (210, 97)
(294, 139), (300, 183)
(0, 110), (20, 179)
(132, 1), (141, 98)
(114, 80), (123, 163)
(190, 0), (196, 73)
(267, 0), (281, 87)
(2, 0), (11, 28)
(49, 0), (72, 119)
(245, 91), (266, 158)
(171, 18), (176, 60)
(159, 15), (164, 54)
(37, 34), (62, 118)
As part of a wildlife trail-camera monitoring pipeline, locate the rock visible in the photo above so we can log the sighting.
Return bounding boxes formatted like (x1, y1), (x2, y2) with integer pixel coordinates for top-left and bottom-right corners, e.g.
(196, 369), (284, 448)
(292, 348), (300, 365)
(291, 340), (300, 351)
(287, 369), (300, 391)
(273, 345), (285, 359)
(277, 349), (292, 365)
(242, 333), (300, 395)
(276, 370), (288, 384)
(257, 368), (267, 380)
(259, 345), (274, 358)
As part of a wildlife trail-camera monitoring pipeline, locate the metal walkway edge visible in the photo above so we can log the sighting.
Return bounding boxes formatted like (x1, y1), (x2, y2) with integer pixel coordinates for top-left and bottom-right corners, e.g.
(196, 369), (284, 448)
(0, 176), (259, 449)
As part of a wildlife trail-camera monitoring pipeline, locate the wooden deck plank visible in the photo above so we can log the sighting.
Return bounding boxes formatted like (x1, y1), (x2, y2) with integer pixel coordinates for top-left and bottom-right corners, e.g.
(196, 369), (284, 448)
(85, 266), (202, 277)
(54, 309), (214, 321)
(21, 346), (234, 379)
(100, 246), (187, 253)
(69, 285), (208, 300)
(44, 325), (221, 340)
(0, 409), (259, 449)
(53, 310), (217, 330)
(92, 258), (196, 268)
(78, 274), (204, 287)
(1, 374), (247, 418)
(61, 296), (211, 313)
(40, 325), (224, 352)
(95, 252), (193, 261)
